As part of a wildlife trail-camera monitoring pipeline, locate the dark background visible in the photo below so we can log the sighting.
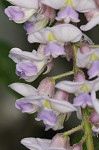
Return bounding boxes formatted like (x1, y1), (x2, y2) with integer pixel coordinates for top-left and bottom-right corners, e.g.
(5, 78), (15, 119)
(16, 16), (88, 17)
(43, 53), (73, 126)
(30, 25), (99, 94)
(0, 1), (99, 150)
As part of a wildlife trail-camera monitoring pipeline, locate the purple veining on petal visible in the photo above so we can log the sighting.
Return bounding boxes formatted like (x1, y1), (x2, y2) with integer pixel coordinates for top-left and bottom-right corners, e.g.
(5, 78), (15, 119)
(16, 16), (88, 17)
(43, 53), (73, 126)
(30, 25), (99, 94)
(44, 41), (65, 58)
(73, 92), (93, 108)
(16, 60), (37, 79)
(88, 60), (99, 79)
(24, 21), (34, 32)
(15, 99), (33, 113)
(5, 6), (24, 21)
(36, 108), (57, 126)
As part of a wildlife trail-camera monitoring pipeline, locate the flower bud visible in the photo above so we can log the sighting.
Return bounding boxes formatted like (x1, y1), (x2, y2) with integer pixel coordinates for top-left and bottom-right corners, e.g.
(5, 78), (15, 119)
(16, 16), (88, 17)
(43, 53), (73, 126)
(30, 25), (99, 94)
(38, 77), (55, 97)
(43, 5), (56, 21)
(80, 43), (90, 54)
(71, 144), (82, 150)
(54, 90), (69, 101)
(49, 134), (70, 149)
(74, 71), (85, 82)
(89, 111), (99, 124)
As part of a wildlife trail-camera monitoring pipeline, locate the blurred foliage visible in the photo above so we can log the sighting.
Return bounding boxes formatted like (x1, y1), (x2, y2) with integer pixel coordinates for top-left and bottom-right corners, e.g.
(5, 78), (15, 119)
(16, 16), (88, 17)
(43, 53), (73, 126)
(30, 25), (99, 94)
(0, 41), (19, 86)
(1, 0), (9, 8)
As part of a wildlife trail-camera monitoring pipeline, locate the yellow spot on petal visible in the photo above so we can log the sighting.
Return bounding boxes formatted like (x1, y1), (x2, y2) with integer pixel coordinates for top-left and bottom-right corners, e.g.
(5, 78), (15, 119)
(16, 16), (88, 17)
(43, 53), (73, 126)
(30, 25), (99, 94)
(64, 0), (73, 6)
(89, 52), (98, 62)
(47, 32), (59, 42)
(44, 100), (52, 108)
(80, 84), (90, 92)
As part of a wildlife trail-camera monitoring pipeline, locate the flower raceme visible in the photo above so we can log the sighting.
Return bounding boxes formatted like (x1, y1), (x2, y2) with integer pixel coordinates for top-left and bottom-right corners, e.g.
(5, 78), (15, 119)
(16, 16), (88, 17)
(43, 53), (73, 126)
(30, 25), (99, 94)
(4, 0), (99, 149)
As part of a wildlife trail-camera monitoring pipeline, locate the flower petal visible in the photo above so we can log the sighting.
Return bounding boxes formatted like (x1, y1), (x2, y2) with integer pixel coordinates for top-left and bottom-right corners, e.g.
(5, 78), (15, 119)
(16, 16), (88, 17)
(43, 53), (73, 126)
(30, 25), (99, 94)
(9, 83), (38, 96)
(48, 98), (77, 113)
(91, 91), (99, 114)
(80, 15), (99, 31)
(7, 0), (39, 9)
(21, 138), (51, 150)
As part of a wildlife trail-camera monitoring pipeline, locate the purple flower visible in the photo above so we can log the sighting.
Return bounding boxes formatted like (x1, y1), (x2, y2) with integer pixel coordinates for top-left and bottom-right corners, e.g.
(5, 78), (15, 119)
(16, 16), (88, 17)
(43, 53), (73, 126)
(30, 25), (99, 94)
(9, 48), (49, 82)
(56, 5), (80, 23)
(44, 41), (65, 58)
(73, 92), (93, 108)
(24, 21), (34, 33)
(15, 99), (37, 113)
(88, 60), (99, 79)
(36, 108), (57, 130)
(16, 60), (37, 79)
(5, 6), (24, 21)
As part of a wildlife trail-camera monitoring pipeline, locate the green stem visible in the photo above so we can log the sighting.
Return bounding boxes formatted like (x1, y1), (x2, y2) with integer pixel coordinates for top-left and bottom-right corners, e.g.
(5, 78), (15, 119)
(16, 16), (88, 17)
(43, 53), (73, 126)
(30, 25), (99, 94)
(80, 135), (86, 145)
(63, 124), (83, 137)
(52, 70), (74, 80)
(72, 45), (78, 73)
(82, 108), (94, 150)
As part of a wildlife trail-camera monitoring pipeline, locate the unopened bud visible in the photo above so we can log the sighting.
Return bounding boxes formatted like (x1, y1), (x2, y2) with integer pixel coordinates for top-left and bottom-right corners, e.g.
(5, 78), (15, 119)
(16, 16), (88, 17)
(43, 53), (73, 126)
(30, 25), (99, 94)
(38, 77), (55, 97)
(50, 134), (70, 149)
(43, 5), (56, 21)
(89, 111), (99, 124)
(74, 71), (85, 82)
(71, 144), (82, 150)
(80, 43), (90, 54)
(54, 90), (69, 101)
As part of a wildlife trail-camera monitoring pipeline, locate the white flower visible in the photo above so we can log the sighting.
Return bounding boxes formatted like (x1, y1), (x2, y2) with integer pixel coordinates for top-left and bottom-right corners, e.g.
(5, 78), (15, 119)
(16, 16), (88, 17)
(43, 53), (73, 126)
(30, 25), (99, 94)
(56, 78), (99, 94)
(5, 0), (39, 23)
(21, 134), (70, 150)
(28, 24), (82, 43)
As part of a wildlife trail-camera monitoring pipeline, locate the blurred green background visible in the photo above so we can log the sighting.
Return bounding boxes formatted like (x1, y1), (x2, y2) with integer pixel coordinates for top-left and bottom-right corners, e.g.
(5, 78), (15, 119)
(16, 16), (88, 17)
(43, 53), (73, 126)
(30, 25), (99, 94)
(0, 1), (99, 150)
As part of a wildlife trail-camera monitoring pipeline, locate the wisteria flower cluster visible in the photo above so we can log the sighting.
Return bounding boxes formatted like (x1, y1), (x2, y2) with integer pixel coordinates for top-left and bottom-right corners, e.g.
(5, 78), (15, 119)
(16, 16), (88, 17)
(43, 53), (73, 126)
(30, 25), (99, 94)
(4, 0), (99, 150)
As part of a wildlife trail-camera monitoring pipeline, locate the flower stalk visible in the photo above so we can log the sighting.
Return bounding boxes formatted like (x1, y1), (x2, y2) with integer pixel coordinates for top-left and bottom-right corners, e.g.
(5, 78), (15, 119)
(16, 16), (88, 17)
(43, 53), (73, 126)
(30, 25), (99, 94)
(52, 70), (74, 80)
(82, 108), (94, 150)
(63, 124), (83, 137)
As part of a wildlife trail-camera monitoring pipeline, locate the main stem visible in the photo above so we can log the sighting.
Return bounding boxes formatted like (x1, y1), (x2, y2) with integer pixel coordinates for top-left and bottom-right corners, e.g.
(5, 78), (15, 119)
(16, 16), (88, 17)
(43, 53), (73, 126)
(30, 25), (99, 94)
(82, 108), (94, 150)
(72, 45), (78, 73)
